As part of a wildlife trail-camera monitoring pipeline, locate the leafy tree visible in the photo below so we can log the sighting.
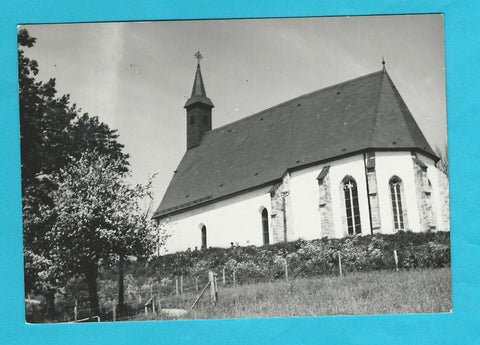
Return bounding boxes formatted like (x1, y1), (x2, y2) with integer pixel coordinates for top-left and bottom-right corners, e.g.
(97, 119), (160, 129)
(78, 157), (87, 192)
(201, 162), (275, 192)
(18, 28), (129, 187)
(45, 151), (165, 316)
(19, 28), (75, 317)
(18, 28), (129, 317)
(435, 144), (448, 177)
(22, 183), (61, 318)
(110, 173), (169, 315)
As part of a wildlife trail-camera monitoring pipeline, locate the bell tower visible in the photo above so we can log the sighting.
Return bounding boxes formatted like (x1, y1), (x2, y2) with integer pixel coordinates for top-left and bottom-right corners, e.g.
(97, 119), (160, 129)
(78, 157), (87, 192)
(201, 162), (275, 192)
(184, 51), (214, 150)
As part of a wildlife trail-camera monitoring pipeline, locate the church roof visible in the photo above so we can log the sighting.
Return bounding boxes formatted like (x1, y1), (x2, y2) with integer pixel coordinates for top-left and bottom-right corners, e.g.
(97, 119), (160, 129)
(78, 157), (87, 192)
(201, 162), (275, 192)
(153, 69), (437, 218)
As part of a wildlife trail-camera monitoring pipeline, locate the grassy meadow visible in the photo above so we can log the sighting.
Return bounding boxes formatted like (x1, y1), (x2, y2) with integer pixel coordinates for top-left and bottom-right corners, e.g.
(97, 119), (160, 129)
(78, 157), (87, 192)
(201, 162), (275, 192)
(140, 268), (451, 320)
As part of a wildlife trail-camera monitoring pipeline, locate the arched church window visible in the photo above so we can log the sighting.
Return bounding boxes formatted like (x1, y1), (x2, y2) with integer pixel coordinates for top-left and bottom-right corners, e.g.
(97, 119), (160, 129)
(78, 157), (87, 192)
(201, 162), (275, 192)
(201, 225), (207, 249)
(389, 176), (405, 231)
(190, 115), (195, 125)
(342, 176), (361, 235)
(261, 208), (269, 245)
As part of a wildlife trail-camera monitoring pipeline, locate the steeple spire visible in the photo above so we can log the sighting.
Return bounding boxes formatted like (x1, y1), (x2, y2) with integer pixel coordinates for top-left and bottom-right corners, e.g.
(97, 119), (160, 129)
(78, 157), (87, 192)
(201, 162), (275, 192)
(184, 51), (214, 150)
(184, 51), (214, 108)
(382, 56), (386, 71)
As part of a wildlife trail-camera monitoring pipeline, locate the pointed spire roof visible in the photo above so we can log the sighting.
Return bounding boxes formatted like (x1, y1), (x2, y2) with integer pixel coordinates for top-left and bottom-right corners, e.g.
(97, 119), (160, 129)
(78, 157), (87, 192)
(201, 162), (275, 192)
(184, 63), (214, 109)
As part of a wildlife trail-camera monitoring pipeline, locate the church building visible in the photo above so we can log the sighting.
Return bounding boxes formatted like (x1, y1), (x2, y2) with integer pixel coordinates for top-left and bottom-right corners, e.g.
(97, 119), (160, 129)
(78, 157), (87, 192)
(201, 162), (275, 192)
(153, 57), (449, 253)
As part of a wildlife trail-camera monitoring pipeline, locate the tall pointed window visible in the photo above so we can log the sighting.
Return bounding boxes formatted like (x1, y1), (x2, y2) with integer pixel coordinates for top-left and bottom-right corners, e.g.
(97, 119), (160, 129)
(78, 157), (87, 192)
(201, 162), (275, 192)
(389, 176), (405, 231)
(342, 177), (361, 235)
(201, 225), (207, 249)
(261, 208), (270, 245)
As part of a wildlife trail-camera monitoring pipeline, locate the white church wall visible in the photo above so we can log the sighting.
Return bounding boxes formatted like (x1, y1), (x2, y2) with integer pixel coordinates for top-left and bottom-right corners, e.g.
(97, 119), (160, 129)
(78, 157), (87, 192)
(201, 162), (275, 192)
(288, 165), (322, 241)
(162, 186), (272, 253)
(375, 151), (422, 233)
(289, 154), (372, 240)
(161, 152), (450, 254)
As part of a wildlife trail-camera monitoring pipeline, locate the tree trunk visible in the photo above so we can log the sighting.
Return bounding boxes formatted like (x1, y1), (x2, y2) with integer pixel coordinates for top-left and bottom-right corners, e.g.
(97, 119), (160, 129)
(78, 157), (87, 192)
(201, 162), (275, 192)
(85, 265), (99, 317)
(118, 255), (125, 316)
(45, 290), (56, 320)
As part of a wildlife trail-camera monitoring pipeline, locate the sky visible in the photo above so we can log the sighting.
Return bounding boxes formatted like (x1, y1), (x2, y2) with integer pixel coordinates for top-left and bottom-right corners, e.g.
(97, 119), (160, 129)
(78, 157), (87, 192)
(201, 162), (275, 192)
(20, 14), (447, 207)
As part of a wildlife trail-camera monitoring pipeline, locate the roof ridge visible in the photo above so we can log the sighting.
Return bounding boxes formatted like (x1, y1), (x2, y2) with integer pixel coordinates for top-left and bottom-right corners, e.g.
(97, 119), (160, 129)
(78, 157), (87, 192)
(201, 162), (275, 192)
(368, 70), (387, 147)
(385, 72), (437, 157)
(208, 69), (385, 134)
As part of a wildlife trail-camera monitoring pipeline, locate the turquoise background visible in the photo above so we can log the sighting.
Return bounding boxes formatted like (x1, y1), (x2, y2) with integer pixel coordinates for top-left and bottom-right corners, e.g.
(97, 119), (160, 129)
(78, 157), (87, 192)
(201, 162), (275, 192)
(1, 1), (479, 344)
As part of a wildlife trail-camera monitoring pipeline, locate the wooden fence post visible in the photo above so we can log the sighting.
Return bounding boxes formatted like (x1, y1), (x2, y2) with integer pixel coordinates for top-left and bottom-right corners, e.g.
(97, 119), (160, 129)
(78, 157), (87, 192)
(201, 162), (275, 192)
(208, 271), (218, 305)
(144, 304), (148, 316)
(112, 301), (116, 322)
(233, 270), (236, 287)
(393, 249), (399, 271)
(195, 277), (199, 292)
(152, 295), (156, 314)
(180, 275), (184, 294)
(214, 274), (218, 300)
(175, 278), (179, 296)
(208, 271), (214, 304)
(74, 299), (78, 323)
(338, 251), (343, 277)
(190, 281), (211, 311)
(284, 258), (289, 282)
(222, 268), (226, 286)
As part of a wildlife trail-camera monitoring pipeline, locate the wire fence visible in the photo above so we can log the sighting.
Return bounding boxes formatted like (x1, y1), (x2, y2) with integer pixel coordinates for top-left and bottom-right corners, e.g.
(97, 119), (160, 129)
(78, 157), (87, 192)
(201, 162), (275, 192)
(67, 269), (217, 322)
(64, 257), (343, 322)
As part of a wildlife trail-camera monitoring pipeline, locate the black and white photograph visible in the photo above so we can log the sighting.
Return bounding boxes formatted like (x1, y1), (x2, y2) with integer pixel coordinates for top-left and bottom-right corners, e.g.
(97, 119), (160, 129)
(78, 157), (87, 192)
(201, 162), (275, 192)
(19, 14), (451, 323)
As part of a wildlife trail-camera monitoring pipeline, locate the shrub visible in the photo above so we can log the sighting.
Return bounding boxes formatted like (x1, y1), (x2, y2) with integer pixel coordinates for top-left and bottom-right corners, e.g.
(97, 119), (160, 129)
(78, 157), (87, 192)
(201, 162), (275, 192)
(140, 231), (450, 282)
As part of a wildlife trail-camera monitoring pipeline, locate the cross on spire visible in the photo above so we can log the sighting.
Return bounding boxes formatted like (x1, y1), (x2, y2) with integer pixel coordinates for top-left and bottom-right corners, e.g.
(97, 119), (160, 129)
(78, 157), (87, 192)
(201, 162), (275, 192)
(382, 56), (386, 71)
(194, 50), (203, 65)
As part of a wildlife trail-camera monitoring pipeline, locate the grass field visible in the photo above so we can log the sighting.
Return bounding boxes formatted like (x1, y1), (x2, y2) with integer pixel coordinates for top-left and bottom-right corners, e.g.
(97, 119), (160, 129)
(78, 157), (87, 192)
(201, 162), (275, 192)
(141, 268), (451, 320)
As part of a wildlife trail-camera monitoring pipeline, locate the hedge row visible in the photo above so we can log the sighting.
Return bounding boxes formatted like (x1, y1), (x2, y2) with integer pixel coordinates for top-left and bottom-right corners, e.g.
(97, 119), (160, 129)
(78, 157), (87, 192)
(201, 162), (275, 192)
(128, 231), (450, 284)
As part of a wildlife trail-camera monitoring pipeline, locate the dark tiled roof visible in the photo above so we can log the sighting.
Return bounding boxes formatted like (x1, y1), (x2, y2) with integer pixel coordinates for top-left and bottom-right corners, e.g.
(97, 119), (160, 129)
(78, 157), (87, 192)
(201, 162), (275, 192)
(154, 70), (437, 218)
